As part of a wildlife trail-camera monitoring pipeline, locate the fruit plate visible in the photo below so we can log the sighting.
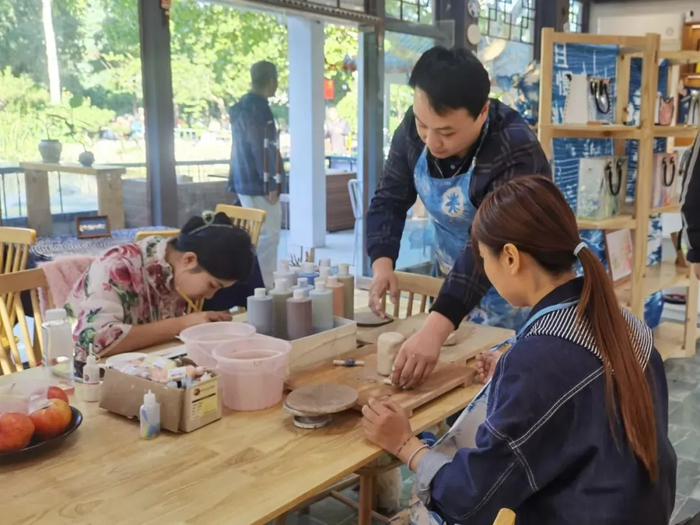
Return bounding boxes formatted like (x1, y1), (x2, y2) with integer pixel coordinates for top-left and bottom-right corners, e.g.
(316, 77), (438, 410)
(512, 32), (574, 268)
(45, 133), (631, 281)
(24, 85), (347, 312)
(0, 406), (83, 461)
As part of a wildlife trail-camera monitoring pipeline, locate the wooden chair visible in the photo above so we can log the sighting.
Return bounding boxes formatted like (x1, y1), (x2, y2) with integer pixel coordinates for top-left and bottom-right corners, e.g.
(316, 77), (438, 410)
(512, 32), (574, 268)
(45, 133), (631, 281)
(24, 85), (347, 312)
(0, 228), (37, 366)
(0, 268), (50, 375)
(493, 509), (516, 525)
(214, 204), (266, 247)
(380, 271), (444, 319)
(134, 229), (180, 242)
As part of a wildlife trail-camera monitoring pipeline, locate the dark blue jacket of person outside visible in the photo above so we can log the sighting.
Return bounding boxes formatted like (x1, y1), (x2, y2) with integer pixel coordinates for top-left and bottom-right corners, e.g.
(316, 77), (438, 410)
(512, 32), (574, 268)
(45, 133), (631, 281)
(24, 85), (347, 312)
(228, 92), (286, 197)
(416, 278), (677, 525)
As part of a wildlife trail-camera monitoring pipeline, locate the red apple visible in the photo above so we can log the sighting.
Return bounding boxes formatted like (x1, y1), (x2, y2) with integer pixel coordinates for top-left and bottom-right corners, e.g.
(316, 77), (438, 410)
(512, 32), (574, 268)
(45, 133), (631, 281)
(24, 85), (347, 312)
(30, 399), (72, 440)
(47, 386), (69, 404)
(0, 413), (35, 452)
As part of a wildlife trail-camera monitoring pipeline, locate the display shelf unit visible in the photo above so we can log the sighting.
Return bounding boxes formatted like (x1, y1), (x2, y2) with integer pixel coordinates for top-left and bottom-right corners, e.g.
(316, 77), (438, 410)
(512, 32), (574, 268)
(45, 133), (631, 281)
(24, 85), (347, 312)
(538, 29), (700, 359)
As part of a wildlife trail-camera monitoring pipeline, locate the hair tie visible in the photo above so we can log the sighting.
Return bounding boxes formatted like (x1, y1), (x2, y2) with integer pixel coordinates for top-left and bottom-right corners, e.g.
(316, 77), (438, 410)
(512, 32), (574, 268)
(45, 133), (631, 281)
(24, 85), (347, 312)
(573, 242), (587, 257)
(188, 210), (235, 235)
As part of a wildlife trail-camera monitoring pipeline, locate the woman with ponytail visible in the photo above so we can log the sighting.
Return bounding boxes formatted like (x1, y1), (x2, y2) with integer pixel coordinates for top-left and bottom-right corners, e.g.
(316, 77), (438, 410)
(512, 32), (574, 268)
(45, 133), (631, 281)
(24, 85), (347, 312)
(362, 176), (676, 524)
(66, 212), (255, 360)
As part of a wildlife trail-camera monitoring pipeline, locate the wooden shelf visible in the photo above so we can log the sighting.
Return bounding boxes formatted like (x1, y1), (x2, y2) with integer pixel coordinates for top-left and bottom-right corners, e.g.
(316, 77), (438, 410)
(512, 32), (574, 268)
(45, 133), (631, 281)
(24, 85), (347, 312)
(659, 50), (700, 65)
(615, 261), (690, 305)
(653, 322), (687, 361)
(541, 124), (641, 139)
(653, 125), (700, 138)
(650, 203), (680, 215)
(576, 214), (636, 231)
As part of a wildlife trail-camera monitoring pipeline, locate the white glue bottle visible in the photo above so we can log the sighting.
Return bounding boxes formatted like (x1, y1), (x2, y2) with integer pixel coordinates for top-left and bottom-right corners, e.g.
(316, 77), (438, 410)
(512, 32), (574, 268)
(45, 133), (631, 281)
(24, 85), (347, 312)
(82, 353), (101, 403)
(309, 281), (334, 333)
(140, 390), (161, 440)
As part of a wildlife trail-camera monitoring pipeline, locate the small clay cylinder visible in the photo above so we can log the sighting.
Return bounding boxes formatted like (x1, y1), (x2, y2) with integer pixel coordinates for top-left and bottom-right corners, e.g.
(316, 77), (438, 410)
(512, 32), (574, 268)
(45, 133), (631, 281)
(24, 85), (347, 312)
(376, 332), (405, 376)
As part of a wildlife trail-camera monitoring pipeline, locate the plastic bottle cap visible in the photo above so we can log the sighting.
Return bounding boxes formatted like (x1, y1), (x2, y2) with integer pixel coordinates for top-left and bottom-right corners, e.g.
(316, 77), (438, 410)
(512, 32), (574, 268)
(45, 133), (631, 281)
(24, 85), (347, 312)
(292, 289), (306, 300)
(297, 277), (308, 287)
(279, 260), (290, 271)
(319, 267), (331, 280)
(319, 258), (331, 267)
(328, 276), (339, 285)
(315, 281), (326, 291)
(86, 354), (98, 366)
(338, 263), (350, 276)
(254, 288), (267, 298)
(144, 390), (157, 405)
(45, 308), (67, 322)
(274, 279), (288, 291)
(301, 262), (316, 274)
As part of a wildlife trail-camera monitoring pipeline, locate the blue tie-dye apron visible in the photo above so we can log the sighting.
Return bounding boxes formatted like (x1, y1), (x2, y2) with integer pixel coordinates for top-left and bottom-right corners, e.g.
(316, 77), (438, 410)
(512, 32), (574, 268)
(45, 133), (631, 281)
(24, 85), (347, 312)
(412, 126), (529, 331)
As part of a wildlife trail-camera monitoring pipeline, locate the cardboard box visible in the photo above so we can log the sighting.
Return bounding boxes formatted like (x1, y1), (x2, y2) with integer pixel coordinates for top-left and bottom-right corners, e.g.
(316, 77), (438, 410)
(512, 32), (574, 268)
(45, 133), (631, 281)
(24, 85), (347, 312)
(288, 317), (357, 373)
(99, 368), (222, 433)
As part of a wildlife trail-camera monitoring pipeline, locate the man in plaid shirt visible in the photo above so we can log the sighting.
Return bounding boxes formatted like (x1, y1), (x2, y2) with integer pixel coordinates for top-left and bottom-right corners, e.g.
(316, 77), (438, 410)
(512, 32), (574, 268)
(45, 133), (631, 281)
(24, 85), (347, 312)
(367, 47), (551, 388)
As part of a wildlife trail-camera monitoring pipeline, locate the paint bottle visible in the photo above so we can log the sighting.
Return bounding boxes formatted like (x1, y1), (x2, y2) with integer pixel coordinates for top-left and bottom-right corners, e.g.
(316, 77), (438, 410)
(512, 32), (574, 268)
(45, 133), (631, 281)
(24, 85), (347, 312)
(246, 288), (273, 336)
(326, 276), (345, 318)
(140, 390), (160, 440)
(273, 259), (297, 290)
(286, 289), (313, 340)
(270, 279), (293, 339)
(82, 353), (101, 403)
(319, 258), (331, 269)
(319, 266), (331, 283)
(299, 262), (319, 286)
(337, 263), (355, 320)
(309, 281), (334, 333)
(293, 277), (314, 297)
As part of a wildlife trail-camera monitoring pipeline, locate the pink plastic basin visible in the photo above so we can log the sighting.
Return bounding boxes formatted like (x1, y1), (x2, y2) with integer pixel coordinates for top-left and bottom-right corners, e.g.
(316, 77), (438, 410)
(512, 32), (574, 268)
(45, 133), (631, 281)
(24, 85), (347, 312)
(179, 322), (256, 367)
(212, 336), (292, 411)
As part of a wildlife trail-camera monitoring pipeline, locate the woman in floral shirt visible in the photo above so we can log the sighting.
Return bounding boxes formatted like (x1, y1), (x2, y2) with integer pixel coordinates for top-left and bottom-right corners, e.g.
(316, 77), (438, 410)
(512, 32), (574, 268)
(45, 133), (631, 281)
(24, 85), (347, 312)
(66, 212), (255, 360)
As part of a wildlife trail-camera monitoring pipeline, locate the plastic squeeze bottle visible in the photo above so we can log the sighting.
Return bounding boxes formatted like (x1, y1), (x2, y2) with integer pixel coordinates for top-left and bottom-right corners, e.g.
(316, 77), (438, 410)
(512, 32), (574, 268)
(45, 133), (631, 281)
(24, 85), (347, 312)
(286, 289), (313, 340)
(82, 354), (101, 403)
(299, 262), (319, 286)
(140, 390), (161, 440)
(273, 260), (297, 290)
(309, 281), (334, 333)
(269, 279), (293, 339)
(247, 288), (274, 336)
(337, 263), (355, 319)
(293, 277), (314, 297)
(326, 276), (345, 318)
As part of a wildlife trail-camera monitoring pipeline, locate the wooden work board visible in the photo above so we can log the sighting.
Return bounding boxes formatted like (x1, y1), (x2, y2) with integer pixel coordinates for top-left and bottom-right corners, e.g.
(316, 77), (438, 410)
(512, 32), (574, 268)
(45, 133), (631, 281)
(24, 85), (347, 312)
(286, 345), (476, 416)
(356, 312), (514, 364)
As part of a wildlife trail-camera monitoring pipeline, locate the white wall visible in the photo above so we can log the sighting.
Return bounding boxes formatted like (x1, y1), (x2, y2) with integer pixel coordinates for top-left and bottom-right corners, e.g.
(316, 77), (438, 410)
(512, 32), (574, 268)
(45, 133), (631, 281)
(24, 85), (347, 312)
(590, 0), (696, 50)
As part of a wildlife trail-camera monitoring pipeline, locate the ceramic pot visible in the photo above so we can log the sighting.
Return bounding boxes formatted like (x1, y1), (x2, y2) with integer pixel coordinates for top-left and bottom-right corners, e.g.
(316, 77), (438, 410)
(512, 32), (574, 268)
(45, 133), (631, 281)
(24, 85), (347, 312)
(38, 139), (62, 163)
(78, 151), (95, 167)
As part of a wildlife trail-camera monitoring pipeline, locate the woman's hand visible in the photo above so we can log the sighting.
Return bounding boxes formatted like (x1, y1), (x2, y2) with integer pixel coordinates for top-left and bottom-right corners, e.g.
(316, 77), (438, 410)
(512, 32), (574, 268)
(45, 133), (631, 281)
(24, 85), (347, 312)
(369, 258), (398, 319)
(390, 312), (454, 389)
(361, 398), (413, 455)
(181, 311), (232, 331)
(474, 349), (504, 384)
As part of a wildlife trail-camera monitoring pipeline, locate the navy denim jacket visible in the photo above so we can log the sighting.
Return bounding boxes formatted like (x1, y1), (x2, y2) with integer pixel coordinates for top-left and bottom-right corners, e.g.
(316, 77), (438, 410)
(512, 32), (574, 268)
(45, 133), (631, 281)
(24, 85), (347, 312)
(228, 92), (286, 196)
(416, 278), (677, 524)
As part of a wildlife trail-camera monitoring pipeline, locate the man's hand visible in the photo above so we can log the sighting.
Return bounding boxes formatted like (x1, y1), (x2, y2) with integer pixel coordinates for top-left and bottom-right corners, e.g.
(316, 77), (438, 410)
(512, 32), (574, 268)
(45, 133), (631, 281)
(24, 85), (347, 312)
(369, 257), (398, 319)
(390, 312), (455, 389)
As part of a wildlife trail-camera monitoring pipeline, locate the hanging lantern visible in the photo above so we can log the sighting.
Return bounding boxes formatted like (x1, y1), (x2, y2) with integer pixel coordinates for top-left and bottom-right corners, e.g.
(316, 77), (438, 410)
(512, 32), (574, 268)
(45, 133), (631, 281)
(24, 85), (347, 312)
(324, 78), (335, 100)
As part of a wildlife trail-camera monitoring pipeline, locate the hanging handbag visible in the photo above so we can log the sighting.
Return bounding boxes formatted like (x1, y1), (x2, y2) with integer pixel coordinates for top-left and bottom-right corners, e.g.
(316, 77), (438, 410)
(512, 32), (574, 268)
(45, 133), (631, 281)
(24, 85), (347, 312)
(563, 74), (590, 124)
(688, 92), (700, 126)
(588, 76), (612, 123)
(651, 153), (665, 209)
(577, 156), (622, 221)
(662, 152), (680, 207)
(655, 93), (675, 126)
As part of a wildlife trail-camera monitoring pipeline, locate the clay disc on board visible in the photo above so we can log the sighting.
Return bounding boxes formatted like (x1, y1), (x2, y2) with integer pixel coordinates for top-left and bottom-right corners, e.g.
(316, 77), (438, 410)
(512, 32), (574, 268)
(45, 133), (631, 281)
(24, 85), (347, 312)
(285, 383), (358, 416)
(355, 311), (393, 327)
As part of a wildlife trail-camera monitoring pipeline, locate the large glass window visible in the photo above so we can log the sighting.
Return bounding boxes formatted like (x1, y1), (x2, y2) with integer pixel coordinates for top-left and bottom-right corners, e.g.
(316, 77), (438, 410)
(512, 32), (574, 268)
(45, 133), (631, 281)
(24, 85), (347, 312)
(568, 0), (584, 33)
(386, 0), (434, 24)
(478, 0), (535, 44)
(0, 0), (142, 225)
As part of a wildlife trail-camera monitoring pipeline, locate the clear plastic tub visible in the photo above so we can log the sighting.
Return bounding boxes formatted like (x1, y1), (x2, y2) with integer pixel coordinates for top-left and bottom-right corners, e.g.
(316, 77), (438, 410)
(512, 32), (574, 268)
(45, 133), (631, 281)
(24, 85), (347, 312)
(179, 322), (256, 367)
(212, 336), (292, 411)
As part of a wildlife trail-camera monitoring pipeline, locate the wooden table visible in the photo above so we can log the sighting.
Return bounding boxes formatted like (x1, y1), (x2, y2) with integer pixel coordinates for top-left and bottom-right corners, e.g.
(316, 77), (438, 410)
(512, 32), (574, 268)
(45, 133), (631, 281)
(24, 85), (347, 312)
(19, 162), (126, 236)
(0, 324), (513, 525)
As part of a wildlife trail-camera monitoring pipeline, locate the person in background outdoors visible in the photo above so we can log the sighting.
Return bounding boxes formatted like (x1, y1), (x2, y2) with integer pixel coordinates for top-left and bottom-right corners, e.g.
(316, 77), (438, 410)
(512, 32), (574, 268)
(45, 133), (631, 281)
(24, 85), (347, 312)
(362, 177), (676, 524)
(681, 132), (700, 280)
(228, 61), (285, 289)
(366, 46), (551, 389)
(325, 106), (350, 155)
(65, 212), (255, 361)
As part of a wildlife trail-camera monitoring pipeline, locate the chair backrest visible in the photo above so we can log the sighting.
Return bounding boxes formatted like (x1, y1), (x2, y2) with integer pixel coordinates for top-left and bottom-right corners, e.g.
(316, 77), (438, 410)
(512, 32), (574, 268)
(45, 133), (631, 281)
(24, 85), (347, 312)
(215, 204), (267, 247)
(493, 509), (516, 525)
(0, 227), (37, 344)
(381, 271), (443, 319)
(134, 229), (180, 242)
(0, 268), (51, 375)
(348, 179), (363, 220)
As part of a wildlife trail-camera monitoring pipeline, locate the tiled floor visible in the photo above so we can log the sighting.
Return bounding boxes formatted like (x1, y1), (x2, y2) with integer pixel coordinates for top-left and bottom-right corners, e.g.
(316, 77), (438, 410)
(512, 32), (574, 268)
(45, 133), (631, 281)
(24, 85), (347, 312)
(277, 344), (700, 525)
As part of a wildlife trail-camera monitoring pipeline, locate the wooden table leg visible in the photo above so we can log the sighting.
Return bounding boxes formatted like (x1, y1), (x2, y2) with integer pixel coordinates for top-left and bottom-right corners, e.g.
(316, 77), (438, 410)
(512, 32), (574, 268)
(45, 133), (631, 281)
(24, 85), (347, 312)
(97, 170), (125, 230)
(272, 513), (287, 525)
(23, 169), (52, 236)
(359, 473), (374, 525)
